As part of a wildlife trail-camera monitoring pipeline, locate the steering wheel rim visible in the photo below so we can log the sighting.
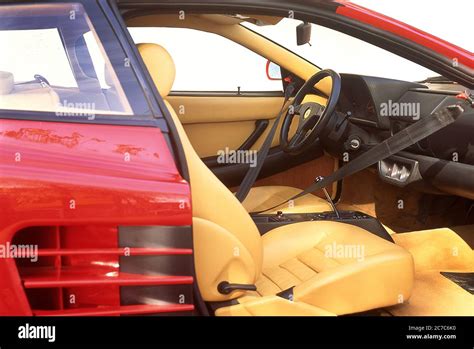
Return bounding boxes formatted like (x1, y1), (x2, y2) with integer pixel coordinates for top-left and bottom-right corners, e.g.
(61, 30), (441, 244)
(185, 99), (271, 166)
(280, 69), (341, 155)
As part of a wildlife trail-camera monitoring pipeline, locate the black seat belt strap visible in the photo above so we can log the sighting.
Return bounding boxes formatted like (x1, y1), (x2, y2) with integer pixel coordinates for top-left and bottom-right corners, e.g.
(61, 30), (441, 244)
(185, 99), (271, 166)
(235, 83), (295, 202)
(250, 104), (464, 214)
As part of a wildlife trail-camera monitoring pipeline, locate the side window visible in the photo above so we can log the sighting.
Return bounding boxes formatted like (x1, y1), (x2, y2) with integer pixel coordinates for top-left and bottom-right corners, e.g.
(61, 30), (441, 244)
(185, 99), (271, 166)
(129, 27), (283, 93)
(0, 3), (133, 116)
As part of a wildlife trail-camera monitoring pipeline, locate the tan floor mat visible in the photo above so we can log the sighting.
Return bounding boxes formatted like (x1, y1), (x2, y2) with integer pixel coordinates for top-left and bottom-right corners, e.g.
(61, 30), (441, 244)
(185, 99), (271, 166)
(388, 227), (474, 316)
(388, 270), (474, 316)
(338, 169), (472, 233)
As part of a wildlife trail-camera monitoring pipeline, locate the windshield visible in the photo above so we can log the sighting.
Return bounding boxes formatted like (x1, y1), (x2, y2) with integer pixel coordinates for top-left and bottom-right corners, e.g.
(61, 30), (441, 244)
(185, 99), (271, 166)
(243, 19), (437, 82)
(242, 0), (472, 83)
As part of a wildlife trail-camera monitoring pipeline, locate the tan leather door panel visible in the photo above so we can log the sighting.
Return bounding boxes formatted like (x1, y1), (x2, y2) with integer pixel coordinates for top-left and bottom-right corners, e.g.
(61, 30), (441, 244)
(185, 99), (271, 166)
(166, 94), (326, 158)
(166, 95), (284, 158)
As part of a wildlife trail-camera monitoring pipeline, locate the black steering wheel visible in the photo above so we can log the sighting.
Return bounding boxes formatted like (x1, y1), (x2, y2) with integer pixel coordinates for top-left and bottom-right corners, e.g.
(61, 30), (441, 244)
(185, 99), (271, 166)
(280, 69), (341, 154)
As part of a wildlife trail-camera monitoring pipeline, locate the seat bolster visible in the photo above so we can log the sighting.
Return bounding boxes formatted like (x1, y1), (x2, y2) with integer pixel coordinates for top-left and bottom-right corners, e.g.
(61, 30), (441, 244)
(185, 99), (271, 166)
(193, 217), (259, 301)
(242, 185), (332, 214)
(215, 295), (335, 316)
(294, 249), (414, 315)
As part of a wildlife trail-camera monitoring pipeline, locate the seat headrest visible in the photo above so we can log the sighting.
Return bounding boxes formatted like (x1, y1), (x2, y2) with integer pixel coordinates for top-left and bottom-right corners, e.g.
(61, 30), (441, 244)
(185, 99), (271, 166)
(137, 43), (175, 97)
(0, 71), (14, 95)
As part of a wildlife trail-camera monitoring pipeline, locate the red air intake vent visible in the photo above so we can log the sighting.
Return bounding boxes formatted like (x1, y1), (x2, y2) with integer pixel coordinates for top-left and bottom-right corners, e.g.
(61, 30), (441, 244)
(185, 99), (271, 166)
(12, 225), (194, 316)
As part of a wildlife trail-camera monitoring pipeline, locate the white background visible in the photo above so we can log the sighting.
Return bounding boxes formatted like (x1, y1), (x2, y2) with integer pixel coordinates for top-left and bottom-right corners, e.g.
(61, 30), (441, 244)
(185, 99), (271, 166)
(131, 0), (472, 91)
(1, 1), (471, 92)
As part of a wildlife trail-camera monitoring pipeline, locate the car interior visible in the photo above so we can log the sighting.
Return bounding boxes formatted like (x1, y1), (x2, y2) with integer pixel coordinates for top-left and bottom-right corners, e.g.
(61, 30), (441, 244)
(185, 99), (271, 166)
(124, 12), (474, 316)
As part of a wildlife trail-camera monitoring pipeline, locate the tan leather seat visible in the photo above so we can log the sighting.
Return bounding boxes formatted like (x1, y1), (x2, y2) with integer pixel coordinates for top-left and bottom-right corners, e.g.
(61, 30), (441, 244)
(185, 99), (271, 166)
(138, 43), (414, 316)
(241, 185), (332, 214)
(137, 42), (330, 215)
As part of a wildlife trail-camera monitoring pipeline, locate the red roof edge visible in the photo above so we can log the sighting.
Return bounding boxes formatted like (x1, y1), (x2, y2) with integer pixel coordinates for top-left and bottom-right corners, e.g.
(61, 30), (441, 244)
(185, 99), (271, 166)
(337, 2), (473, 69)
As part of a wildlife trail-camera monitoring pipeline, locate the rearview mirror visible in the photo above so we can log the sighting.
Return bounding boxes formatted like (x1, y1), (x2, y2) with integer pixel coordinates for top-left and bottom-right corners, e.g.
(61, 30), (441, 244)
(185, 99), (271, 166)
(296, 22), (312, 46)
(266, 60), (282, 80)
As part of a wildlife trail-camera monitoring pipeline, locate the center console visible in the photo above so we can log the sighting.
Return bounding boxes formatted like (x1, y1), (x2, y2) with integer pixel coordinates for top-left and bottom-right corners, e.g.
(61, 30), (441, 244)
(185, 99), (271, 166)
(251, 210), (394, 242)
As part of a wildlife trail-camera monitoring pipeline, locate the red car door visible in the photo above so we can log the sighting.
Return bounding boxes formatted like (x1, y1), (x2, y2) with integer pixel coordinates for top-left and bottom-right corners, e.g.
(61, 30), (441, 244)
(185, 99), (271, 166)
(0, 1), (194, 316)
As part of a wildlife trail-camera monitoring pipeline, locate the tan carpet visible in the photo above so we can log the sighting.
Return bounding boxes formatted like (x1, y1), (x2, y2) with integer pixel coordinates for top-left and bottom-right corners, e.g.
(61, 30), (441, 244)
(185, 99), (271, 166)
(388, 270), (473, 316)
(388, 227), (474, 316)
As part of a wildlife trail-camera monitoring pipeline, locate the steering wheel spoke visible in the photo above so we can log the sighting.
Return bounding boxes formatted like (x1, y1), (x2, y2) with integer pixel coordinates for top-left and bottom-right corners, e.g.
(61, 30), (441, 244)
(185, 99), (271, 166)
(315, 104), (325, 117)
(288, 129), (307, 147)
(295, 113), (306, 132)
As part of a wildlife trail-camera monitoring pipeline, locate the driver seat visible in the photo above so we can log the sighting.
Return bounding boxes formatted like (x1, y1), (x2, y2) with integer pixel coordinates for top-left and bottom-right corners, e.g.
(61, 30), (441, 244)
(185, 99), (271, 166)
(241, 185), (332, 214)
(138, 43), (414, 316)
(137, 44), (332, 214)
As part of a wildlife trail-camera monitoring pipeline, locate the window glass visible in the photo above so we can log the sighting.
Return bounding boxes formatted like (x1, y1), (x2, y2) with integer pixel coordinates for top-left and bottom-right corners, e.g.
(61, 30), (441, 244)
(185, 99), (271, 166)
(243, 19), (437, 82)
(0, 28), (78, 87)
(129, 27), (283, 92)
(0, 3), (133, 116)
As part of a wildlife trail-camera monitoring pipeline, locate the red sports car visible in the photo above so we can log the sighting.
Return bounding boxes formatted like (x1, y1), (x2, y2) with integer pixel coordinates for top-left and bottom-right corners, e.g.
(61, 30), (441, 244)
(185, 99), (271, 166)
(0, 0), (472, 323)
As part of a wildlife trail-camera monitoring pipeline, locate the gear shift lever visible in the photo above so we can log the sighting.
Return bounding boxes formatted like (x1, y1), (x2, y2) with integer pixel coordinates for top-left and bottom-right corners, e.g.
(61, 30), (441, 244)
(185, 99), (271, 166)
(315, 176), (340, 218)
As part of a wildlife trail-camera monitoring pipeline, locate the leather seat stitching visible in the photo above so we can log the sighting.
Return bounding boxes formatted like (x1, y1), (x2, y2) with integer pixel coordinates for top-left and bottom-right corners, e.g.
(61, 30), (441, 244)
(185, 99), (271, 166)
(260, 273), (283, 292)
(278, 263), (305, 282)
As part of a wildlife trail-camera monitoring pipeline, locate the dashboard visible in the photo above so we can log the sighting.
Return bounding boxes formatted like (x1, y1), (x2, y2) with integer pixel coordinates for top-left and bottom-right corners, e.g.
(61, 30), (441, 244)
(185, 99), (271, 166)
(329, 73), (474, 199)
(336, 74), (379, 127)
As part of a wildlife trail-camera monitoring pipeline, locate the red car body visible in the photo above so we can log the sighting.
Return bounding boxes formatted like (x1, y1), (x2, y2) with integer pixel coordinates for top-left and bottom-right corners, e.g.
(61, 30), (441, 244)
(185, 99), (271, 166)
(337, 2), (472, 69)
(0, 119), (192, 315)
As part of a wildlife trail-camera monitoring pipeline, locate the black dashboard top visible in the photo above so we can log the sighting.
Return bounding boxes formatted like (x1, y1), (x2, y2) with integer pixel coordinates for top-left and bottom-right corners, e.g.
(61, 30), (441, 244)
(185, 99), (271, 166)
(331, 74), (474, 199)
